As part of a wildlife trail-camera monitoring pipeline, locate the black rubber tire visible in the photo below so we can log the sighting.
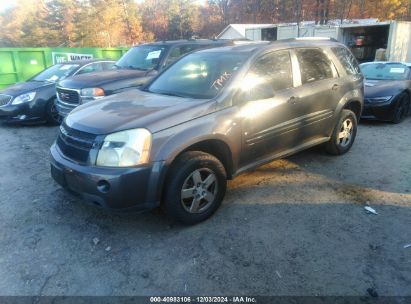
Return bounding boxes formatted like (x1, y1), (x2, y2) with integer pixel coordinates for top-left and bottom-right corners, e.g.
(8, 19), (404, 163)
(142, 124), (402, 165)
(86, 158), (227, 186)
(162, 151), (227, 225)
(325, 109), (358, 155)
(46, 100), (62, 125)
(392, 93), (410, 124)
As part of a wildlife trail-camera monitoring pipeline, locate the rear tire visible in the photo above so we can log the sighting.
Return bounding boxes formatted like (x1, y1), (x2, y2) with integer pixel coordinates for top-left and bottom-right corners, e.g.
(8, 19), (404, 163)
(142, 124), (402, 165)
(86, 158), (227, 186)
(392, 93), (410, 124)
(325, 109), (357, 155)
(46, 100), (62, 125)
(162, 151), (227, 225)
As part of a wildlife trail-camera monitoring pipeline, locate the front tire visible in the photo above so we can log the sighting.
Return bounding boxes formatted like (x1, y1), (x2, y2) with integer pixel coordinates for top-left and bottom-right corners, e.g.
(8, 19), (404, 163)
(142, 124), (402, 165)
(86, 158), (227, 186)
(162, 151), (227, 225)
(392, 93), (410, 124)
(325, 109), (358, 155)
(46, 100), (62, 125)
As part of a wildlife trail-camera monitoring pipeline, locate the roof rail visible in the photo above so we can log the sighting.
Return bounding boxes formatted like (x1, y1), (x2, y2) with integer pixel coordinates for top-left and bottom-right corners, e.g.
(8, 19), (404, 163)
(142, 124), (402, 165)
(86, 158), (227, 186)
(270, 37), (339, 44)
(294, 37), (338, 42)
(233, 40), (269, 45)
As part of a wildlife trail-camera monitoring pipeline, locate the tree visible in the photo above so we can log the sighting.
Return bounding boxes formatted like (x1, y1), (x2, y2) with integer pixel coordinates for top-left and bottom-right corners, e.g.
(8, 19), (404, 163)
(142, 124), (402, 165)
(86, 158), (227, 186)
(1, 0), (411, 48)
(210, 0), (231, 26)
(166, 0), (199, 39)
(139, 0), (171, 40)
(45, 0), (77, 46)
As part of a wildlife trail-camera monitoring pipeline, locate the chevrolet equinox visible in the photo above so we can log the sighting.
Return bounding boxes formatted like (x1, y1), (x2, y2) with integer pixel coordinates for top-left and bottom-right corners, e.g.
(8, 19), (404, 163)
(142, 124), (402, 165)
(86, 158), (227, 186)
(50, 39), (364, 224)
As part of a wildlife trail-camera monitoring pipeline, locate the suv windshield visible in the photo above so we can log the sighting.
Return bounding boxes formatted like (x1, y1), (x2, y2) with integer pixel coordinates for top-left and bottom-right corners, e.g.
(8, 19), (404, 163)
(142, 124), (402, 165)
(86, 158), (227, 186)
(32, 64), (79, 82)
(116, 45), (169, 71)
(360, 63), (410, 80)
(147, 52), (248, 99)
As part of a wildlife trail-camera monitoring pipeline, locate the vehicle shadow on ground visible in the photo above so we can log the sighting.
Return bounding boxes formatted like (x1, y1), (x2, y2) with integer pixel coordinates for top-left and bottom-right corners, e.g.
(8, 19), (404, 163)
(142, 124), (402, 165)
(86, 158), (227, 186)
(283, 118), (411, 196)
(18, 186), (411, 296)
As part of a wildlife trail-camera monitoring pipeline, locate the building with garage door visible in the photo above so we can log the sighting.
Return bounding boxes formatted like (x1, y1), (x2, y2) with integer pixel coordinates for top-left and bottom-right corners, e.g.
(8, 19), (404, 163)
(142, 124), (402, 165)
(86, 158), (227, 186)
(218, 20), (411, 63)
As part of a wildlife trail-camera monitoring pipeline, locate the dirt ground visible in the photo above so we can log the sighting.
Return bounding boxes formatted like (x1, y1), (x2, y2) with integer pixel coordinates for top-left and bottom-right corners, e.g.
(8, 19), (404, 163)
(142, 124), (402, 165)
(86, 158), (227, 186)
(0, 118), (410, 296)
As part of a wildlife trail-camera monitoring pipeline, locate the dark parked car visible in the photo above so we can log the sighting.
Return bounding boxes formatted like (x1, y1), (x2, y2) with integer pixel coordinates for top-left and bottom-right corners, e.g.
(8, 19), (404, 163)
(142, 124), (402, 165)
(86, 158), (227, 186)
(55, 39), (233, 117)
(50, 39), (363, 224)
(360, 61), (411, 123)
(0, 59), (115, 124)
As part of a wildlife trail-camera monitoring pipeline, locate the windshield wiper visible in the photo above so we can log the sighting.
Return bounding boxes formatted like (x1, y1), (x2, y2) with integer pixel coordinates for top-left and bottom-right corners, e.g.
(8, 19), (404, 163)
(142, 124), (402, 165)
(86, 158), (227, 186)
(123, 65), (147, 71)
(154, 90), (187, 98)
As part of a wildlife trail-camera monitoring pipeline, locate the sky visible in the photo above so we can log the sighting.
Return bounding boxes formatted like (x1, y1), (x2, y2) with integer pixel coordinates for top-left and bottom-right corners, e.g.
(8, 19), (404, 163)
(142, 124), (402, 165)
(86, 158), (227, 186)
(0, 0), (16, 12)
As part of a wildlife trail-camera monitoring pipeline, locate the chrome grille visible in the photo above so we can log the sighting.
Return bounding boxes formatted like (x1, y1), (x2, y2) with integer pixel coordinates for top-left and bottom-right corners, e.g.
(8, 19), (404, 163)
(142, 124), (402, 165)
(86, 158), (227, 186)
(0, 94), (12, 106)
(57, 88), (80, 105)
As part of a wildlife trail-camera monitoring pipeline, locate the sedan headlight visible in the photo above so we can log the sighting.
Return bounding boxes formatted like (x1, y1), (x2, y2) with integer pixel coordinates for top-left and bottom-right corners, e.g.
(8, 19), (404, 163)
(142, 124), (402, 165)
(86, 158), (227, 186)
(11, 92), (36, 105)
(80, 88), (105, 100)
(96, 128), (151, 167)
(368, 96), (392, 103)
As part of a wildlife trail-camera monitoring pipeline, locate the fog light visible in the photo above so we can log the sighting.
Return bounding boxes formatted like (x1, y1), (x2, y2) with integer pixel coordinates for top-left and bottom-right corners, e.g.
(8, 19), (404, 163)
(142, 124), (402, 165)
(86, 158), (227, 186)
(97, 180), (110, 193)
(17, 115), (27, 120)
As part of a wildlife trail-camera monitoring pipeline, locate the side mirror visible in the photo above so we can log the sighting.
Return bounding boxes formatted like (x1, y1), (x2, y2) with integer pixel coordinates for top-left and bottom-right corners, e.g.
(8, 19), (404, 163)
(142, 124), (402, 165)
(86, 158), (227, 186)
(146, 69), (158, 77)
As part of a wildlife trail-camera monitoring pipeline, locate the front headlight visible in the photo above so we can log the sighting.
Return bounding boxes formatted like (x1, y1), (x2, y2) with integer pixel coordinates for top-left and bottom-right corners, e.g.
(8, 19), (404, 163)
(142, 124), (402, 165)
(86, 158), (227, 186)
(96, 128), (152, 167)
(11, 92), (36, 105)
(80, 88), (105, 100)
(368, 96), (392, 103)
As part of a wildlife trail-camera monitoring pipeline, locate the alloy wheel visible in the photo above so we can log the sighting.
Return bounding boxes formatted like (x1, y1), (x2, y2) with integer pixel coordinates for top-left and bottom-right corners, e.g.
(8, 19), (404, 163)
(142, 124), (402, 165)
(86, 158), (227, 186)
(181, 168), (218, 214)
(338, 118), (353, 147)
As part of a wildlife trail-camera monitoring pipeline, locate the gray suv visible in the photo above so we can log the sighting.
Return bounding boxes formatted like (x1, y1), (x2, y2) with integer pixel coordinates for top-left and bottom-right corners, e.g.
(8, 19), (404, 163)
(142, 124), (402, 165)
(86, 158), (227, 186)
(50, 39), (363, 224)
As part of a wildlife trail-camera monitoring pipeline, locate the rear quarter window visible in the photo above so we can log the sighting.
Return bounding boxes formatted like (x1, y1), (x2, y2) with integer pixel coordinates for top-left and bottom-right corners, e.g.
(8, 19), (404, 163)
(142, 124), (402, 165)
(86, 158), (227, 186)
(332, 47), (361, 75)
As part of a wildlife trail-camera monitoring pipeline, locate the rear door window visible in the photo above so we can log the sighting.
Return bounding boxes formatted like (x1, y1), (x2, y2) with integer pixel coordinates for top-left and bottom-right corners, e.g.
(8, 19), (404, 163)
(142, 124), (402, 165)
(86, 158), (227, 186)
(296, 48), (334, 84)
(332, 47), (361, 75)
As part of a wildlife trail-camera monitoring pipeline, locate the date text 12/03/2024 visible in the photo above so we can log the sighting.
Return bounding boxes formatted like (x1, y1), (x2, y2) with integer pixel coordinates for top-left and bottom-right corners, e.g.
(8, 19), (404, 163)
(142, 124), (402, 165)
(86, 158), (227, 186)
(149, 296), (257, 303)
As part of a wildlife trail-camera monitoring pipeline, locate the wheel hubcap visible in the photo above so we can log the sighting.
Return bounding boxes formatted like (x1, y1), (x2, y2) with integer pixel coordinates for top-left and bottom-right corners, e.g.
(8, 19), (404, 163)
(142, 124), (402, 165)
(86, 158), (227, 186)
(181, 168), (218, 214)
(338, 118), (353, 147)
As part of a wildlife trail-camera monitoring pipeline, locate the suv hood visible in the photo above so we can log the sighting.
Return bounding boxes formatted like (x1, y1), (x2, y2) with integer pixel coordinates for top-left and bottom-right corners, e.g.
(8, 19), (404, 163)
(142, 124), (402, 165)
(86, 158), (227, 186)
(0, 81), (52, 96)
(364, 79), (409, 98)
(58, 69), (148, 89)
(65, 89), (215, 134)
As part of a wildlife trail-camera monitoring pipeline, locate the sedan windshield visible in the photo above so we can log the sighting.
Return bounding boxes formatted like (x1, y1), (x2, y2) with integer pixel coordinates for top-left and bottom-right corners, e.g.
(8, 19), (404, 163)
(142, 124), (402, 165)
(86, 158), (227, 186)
(32, 64), (79, 82)
(360, 63), (410, 80)
(115, 45), (169, 71)
(147, 52), (248, 99)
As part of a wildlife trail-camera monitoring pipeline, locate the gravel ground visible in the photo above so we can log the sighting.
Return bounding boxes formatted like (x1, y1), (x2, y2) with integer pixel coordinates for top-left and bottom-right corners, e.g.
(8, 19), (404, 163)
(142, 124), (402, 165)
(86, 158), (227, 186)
(0, 119), (410, 296)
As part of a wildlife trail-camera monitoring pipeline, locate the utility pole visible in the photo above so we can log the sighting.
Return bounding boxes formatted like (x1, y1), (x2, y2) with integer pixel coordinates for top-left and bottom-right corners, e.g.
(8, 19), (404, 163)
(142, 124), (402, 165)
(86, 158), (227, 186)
(295, 0), (302, 37)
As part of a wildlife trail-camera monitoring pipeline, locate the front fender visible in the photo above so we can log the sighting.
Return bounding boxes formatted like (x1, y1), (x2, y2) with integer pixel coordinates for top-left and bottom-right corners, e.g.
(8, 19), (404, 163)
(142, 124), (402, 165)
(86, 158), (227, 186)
(150, 107), (242, 170)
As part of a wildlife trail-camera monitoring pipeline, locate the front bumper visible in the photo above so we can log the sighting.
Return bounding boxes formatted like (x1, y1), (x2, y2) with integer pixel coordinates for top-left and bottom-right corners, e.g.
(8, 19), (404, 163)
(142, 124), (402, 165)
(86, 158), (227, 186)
(0, 102), (45, 123)
(50, 143), (166, 211)
(361, 99), (396, 121)
(55, 100), (76, 118)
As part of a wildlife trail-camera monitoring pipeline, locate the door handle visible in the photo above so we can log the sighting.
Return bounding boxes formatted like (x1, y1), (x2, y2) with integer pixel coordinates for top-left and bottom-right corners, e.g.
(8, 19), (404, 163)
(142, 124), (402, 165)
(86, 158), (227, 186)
(287, 96), (299, 104)
(332, 84), (340, 91)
